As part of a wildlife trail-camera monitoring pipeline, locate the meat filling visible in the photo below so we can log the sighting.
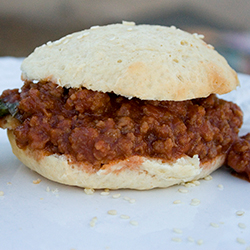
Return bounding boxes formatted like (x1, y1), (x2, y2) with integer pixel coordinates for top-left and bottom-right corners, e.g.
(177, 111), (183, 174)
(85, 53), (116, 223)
(227, 133), (250, 180)
(0, 81), (244, 171)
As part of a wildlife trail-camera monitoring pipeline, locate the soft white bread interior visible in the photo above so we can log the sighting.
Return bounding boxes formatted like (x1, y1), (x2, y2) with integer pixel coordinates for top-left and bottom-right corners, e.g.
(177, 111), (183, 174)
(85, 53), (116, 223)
(8, 130), (225, 190)
(21, 22), (239, 101)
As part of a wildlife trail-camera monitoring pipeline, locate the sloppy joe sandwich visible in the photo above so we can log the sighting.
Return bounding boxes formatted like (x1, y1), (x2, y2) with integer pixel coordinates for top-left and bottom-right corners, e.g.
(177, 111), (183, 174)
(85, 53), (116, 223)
(1, 21), (249, 189)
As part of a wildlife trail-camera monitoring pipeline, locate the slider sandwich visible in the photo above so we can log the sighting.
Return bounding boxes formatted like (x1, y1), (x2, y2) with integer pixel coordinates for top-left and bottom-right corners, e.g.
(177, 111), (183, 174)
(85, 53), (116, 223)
(1, 22), (249, 189)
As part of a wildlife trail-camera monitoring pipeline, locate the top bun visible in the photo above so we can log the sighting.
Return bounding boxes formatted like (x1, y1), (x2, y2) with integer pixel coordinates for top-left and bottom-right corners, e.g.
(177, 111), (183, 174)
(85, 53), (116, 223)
(21, 22), (239, 101)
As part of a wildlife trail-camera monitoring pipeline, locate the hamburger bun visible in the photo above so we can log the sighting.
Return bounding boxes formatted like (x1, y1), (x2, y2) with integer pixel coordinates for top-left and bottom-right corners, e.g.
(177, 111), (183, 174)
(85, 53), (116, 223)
(2, 22), (240, 189)
(21, 22), (239, 101)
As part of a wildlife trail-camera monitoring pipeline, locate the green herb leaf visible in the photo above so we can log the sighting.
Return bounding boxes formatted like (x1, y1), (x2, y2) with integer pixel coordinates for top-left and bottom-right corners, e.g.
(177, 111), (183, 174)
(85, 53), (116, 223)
(0, 99), (19, 118)
(0, 100), (9, 117)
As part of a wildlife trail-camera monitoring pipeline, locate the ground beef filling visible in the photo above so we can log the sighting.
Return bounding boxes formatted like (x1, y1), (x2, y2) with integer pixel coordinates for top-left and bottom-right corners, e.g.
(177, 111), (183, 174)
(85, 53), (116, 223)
(0, 81), (243, 170)
(227, 133), (250, 180)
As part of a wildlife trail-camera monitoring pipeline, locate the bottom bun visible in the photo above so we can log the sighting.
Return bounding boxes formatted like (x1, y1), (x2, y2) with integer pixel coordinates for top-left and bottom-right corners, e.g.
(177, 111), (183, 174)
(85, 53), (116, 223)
(8, 130), (225, 190)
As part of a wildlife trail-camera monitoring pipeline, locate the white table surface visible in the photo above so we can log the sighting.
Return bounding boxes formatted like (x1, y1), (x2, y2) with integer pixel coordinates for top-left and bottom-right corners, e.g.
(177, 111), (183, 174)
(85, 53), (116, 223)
(0, 57), (250, 250)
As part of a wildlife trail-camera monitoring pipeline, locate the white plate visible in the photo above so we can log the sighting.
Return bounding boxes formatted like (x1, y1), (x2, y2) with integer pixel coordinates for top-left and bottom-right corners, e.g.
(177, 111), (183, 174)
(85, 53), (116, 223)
(0, 57), (250, 250)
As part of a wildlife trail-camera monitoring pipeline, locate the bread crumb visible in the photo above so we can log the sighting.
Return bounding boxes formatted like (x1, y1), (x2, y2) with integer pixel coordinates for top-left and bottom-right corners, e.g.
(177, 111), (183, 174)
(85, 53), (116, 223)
(173, 200), (182, 204)
(100, 191), (110, 196)
(33, 178), (41, 184)
(120, 214), (130, 219)
(84, 188), (95, 195)
(0, 191), (4, 196)
(90, 217), (97, 227)
(7, 182), (12, 185)
(123, 196), (136, 203)
(217, 184), (224, 190)
(46, 186), (50, 192)
(107, 210), (117, 215)
(184, 182), (196, 188)
(238, 223), (246, 229)
(210, 222), (219, 228)
(123, 196), (131, 201)
(173, 228), (183, 234)
(236, 210), (245, 216)
(90, 25), (100, 30)
(210, 222), (220, 228)
(197, 239), (204, 245)
(178, 188), (189, 193)
(191, 180), (200, 186)
(171, 237), (182, 242)
(236, 237), (246, 244)
(122, 21), (136, 26)
(130, 220), (138, 226)
(193, 33), (204, 39)
(190, 198), (200, 206)
(112, 193), (121, 199)
(204, 175), (213, 181)
(65, 34), (73, 39)
(187, 237), (195, 242)
(46, 41), (52, 46)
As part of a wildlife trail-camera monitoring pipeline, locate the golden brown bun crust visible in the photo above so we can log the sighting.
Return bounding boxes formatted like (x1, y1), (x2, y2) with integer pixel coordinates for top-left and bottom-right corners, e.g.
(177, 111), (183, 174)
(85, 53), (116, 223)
(21, 22), (239, 101)
(8, 130), (225, 190)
